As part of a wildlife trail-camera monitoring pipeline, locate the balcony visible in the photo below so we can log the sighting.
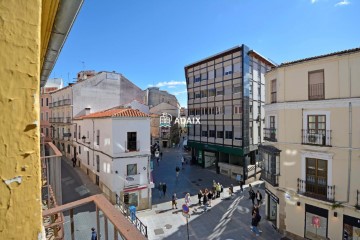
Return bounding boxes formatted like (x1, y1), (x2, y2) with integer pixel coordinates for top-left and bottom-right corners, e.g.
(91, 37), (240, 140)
(301, 129), (331, 146)
(49, 99), (71, 108)
(42, 194), (147, 240)
(263, 128), (277, 142)
(309, 83), (324, 100)
(261, 170), (279, 187)
(126, 140), (139, 152)
(297, 178), (335, 202)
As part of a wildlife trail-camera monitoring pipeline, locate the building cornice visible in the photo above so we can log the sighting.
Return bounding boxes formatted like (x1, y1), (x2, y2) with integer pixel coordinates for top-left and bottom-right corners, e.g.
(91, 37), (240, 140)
(265, 98), (360, 111)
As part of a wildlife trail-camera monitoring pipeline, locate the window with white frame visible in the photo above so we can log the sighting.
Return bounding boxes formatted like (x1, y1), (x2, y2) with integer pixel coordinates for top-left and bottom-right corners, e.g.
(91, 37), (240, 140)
(233, 105), (241, 114)
(216, 106), (223, 115)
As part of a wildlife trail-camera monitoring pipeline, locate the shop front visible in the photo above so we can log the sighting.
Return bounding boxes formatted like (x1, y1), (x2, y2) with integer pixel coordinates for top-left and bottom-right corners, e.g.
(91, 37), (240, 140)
(265, 188), (279, 228)
(304, 204), (328, 240)
(343, 214), (360, 240)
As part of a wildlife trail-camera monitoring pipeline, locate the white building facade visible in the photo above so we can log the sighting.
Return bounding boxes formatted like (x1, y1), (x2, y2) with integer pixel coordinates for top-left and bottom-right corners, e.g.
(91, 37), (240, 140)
(73, 108), (153, 210)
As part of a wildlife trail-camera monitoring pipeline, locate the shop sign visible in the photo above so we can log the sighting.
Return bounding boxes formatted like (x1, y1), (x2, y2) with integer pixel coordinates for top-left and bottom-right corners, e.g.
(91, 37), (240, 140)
(265, 188), (279, 204)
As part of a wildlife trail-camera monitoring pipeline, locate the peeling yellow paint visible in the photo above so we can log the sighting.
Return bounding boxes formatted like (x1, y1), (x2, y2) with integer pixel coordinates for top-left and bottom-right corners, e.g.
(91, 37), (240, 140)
(0, 0), (59, 238)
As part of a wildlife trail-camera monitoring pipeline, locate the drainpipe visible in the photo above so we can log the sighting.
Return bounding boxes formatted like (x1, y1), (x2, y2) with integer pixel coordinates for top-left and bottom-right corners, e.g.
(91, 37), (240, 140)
(92, 119), (95, 171)
(347, 102), (352, 202)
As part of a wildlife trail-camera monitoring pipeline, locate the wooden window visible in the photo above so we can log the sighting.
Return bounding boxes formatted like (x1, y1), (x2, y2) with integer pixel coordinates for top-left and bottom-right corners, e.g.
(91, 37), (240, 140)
(307, 115), (326, 134)
(270, 116), (275, 129)
(308, 70), (324, 100)
(306, 158), (327, 196)
(271, 79), (277, 103)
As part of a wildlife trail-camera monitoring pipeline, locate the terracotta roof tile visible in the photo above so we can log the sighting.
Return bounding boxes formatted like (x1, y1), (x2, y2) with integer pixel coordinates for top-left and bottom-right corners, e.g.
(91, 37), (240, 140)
(75, 108), (149, 120)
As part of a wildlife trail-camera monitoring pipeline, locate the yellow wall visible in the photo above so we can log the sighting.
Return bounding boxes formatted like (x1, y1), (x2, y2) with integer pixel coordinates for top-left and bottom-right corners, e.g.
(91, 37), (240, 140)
(0, 0), (42, 238)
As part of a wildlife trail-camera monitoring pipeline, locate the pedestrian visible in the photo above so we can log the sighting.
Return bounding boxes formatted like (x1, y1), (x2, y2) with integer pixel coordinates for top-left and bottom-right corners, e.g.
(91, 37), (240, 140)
(248, 184), (254, 199)
(91, 227), (97, 240)
(176, 166), (180, 179)
(251, 209), (261, 236)
(251, 190), (256, 205)
(256, 190), (263, 205)
(208, 191), (213, 207)
(181, 156), (185, 169)
(197, 190), (203, 205)
(229, 184), (234, 196)
(185, 193), (191, 207)
(72, 157), (76, 167)
(157, 182), (162, 198)
(172, 193), (178, 209)
(216, 182), (221, 198)
(240, 180), (244, 193)
(212, 180), (217, 199)
(156, 157), (160, 166)
(203, 189), (209, 211)
(160, 151), (163, 159)
(162, 182), (167, 197)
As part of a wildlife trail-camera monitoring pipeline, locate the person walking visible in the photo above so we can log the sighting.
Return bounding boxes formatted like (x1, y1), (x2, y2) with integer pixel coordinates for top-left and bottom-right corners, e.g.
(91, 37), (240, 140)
(162, 182), (167, 198)
(248, 184), (254, 199)
(181, 156), (185, 169)
(240, 180), (244, 193)
(160, 151), (163, 160)
(172, 193), (178, 209)
(212, 180), (217, 199)
(156, 157), (160, 166)
(176, 166), (180, 179)
(91, 227), (97, 240)
(250, 189), (256, 205)
(229, 184), (234, 196)
(197, 190), (203, 205)
(251, 209), (261, 236)
(208, 191), (213, 207)
(72, 157), (76, 167)
(216, 182), (221, 198)
(185, 193), (191, 207)
(203, 189), (209, 212)
(157, 182), (163, 198)
(256, 190), (263, 206)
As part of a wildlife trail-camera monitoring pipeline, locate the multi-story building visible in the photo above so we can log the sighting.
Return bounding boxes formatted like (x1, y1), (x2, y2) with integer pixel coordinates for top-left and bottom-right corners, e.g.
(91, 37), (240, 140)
(50, 71), (144, 160)
(73, 107), (153, 210)
(143, 87), (180, 109)
(260, 47), (360, 239)
(185, 44), (275, 179)
(40, 78), (63, 142)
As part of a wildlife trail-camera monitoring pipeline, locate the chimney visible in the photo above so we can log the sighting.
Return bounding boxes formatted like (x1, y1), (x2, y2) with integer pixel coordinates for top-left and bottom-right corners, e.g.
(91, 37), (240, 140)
(85, 107), (91, 115)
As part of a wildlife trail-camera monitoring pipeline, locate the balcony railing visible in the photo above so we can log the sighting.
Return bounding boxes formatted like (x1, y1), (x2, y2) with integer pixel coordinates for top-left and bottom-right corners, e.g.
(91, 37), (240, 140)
(297, 178), (335, 202)
(301, 129), (331, 146)
(49, 99), (71, 108)
(263, 128), (277, 142)
(115, 194), (148, 238)
(126, 140), (139, 152)
(42, 194), (147, 240)
(261, 170), (279, 187)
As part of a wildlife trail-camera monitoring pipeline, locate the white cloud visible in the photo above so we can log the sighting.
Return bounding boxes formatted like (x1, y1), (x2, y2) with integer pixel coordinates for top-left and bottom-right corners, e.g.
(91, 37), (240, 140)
(167, 86), (177, 89)
(311, 0), (318, 4)
(148, 81), (186, 88)
(335, 0), (350, 6)
(171, 90), (187, 96)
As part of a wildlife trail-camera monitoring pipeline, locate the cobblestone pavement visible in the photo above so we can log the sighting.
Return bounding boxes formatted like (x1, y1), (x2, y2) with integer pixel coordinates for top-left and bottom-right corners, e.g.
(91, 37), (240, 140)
(138, 142), (285, 240)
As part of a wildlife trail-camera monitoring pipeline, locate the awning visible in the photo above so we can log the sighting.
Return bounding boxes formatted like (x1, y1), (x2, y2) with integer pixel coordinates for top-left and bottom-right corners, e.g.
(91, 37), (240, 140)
(123, 185), (148, 193)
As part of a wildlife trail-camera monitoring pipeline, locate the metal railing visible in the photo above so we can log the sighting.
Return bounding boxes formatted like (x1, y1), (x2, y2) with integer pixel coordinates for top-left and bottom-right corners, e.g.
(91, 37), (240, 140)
(263, 128), (277, 142)
(297, 178), (335, 202)
(261, 170), (279, 187)
(43, 194), (147, 240)
(301, 129), (331, 146)
(49, 99), (71, 108)
(115, 194), (148, 238)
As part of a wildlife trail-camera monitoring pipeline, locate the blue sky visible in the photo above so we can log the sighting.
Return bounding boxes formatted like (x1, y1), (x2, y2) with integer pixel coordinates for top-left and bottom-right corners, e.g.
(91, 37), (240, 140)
(52, 0), (359, 107)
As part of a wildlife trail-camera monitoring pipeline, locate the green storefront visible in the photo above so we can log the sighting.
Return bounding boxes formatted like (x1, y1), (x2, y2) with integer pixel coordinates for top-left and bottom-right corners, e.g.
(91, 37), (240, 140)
(188, 141), (244, 171)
